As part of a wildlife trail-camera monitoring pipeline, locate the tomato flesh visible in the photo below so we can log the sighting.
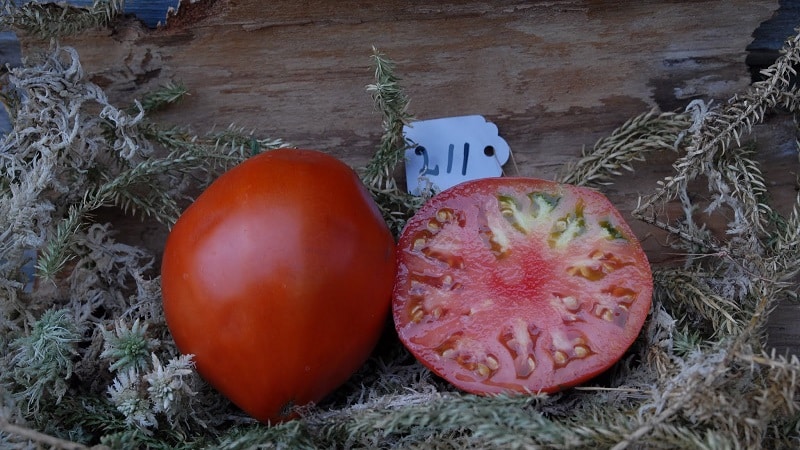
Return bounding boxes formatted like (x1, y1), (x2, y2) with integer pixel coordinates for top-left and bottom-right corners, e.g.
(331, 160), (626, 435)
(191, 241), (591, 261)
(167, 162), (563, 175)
(393, 177), (652, 394)
(161, 149), (396, 422)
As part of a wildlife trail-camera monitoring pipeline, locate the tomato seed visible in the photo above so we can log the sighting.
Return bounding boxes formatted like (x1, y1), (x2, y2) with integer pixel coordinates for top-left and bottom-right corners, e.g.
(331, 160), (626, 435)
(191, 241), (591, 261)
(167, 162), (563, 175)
(574, 345), (590, 359)
(567, 264), (605, 281)
(561, 296), (580, 311)
(410, 305), (424, 323)
(436, 208), (454, 223)
(524, 356), (536, 374)
(553, 351), (568, 366)
(476, 363), (494, 378)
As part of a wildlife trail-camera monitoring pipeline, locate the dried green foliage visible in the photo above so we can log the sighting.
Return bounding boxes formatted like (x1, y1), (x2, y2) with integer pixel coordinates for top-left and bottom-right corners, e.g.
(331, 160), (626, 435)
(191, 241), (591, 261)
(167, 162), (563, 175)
(559, 108), (694, 187)
(361, 47), (427, 237)
(635, 29), (800, 251)
(2, 7), (800, 449)
(0, 0), (126, 39)
(7, 309), (83, 416)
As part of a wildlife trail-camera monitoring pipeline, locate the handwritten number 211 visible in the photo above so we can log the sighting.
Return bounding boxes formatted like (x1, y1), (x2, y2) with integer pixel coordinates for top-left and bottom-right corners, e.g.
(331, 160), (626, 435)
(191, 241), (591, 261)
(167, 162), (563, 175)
(416, 143), (470, 176)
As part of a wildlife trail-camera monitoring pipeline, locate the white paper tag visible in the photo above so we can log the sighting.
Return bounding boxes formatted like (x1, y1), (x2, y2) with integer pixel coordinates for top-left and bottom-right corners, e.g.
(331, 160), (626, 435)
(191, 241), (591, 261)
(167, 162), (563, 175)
(403, 115), (510, 195)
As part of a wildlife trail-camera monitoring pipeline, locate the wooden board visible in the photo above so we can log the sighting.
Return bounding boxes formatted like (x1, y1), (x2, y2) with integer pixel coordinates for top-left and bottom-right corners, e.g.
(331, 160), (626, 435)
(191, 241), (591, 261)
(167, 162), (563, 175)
(36, 1), (778, 170)
(16, 0), (800, 352)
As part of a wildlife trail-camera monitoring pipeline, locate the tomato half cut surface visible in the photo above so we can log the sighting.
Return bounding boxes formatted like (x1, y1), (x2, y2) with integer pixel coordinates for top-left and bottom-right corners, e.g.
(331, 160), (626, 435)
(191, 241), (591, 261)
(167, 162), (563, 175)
(392, 177), (653, 394)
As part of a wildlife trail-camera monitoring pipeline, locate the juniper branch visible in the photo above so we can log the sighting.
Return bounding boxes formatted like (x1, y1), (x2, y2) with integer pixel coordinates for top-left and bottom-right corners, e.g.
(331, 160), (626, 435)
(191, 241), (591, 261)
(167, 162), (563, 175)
(361, 48), (425, 236)
(134, 82), (189, 114)
(34, 202), (84, 280)
(363, 47), (413, 190)
(654, 269), (744, 337)
(211, 421), (315, 450)
(560, 109), (693, 187)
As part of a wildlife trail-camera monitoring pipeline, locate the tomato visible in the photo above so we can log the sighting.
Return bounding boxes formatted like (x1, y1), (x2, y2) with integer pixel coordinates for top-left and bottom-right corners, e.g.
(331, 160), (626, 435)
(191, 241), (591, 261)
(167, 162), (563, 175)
(392, 177), (652, 394)
(160, 149), (396, 422)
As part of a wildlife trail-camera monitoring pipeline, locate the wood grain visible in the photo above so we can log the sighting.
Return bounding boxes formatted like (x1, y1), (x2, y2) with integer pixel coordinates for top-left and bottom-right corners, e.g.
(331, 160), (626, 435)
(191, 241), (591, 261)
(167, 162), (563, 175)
(35, 1), (776, 168)
(19, 0), (800, 352)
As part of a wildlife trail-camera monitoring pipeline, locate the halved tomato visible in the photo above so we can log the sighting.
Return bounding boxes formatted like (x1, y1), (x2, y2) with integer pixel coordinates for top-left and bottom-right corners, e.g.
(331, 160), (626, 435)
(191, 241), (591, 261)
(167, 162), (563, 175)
(392, 177), (652, 394)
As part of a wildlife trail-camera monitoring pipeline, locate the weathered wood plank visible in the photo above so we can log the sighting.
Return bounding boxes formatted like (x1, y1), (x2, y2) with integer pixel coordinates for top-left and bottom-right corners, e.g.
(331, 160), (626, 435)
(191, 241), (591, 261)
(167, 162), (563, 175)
(37, 1), (777, 173)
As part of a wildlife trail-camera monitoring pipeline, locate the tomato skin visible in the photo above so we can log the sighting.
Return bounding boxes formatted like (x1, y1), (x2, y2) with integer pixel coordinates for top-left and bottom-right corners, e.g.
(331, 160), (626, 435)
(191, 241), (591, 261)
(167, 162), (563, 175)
(161, 149), (396, 422)
(393, 177), (652, 395)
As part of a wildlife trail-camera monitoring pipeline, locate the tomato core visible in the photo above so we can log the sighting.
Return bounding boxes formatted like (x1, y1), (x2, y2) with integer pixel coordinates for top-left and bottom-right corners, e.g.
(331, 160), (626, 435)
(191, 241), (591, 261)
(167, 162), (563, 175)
(487, 252), (551, 303)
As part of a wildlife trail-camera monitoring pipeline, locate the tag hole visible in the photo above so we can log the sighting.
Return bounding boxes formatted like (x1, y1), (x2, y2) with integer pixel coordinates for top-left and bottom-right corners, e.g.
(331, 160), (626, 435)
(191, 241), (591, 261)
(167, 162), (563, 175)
(484, 145), (495, 157)
(415, 146), (426, 155)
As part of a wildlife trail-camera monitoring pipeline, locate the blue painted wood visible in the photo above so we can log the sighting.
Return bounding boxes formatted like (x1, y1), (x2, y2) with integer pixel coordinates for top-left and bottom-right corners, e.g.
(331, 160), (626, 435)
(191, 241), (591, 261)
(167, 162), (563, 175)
(746, 0), (800, 81)
(0, 31), (20, 135)
(70, 0), (180, 28)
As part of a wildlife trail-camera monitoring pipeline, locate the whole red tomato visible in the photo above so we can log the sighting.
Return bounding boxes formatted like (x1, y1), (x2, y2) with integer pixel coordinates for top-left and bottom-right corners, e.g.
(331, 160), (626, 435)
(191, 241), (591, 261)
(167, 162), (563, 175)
(161, 149), (396, 422)
(393, 177), (652, 394)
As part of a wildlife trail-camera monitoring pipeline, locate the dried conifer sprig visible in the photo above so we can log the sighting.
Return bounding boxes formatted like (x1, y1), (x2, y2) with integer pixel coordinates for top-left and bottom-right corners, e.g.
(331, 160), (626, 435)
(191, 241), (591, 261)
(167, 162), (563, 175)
(135, 82), (189, 114)
(363, 47), (412, 189)
(362, 47), (426, 236)
(559, 108), (693, 187)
